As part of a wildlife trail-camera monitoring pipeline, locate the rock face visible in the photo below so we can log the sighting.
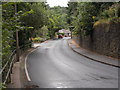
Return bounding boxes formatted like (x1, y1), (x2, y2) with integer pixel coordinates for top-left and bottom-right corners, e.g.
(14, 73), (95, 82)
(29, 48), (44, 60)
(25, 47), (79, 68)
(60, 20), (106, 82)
(73, 20), (120, 59)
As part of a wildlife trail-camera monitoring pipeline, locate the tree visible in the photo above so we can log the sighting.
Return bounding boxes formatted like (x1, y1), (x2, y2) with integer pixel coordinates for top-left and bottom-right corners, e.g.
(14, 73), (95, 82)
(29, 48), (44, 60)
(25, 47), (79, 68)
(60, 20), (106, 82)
(67, 2), (116, 36)
(2, 2), (49, 84)
(47, 6), (68, 38)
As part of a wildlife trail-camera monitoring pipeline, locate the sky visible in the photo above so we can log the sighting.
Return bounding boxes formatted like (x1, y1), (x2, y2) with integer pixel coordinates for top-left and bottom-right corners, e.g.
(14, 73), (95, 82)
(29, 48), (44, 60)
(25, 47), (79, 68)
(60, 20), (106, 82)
(47, 0), (69, 7)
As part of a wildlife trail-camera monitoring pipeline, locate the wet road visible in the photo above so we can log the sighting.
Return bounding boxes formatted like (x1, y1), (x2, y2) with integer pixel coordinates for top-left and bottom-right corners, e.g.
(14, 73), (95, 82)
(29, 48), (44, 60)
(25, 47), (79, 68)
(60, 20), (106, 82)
(27, 38), (118, 88)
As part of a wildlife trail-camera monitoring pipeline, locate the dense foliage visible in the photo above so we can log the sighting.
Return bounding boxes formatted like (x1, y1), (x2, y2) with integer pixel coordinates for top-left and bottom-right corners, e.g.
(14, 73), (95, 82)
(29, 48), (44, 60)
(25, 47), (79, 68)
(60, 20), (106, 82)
(67, 2), (120, 36)
(47, 6), (68, 38)
(2, 2), (68, 68)
(2, 2), (48, 65)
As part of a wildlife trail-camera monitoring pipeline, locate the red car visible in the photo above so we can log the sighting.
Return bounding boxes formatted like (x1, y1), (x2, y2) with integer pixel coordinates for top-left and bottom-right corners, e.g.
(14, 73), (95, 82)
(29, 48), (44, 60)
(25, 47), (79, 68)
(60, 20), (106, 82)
(58, 35), (63, 39)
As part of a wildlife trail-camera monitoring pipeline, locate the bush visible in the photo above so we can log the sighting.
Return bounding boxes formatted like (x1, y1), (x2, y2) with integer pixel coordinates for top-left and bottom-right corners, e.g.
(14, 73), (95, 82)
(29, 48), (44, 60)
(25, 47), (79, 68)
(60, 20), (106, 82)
(99, 3), (120, 19)
(32, 37), (44, 43)
(32, 36), (50, 43)
(57, 33), (64, 35)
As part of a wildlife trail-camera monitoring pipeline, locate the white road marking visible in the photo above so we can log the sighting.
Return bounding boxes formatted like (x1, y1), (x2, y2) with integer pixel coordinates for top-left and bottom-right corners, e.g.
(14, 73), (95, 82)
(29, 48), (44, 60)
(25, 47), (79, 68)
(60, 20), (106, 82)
(25, 47), (40, 81)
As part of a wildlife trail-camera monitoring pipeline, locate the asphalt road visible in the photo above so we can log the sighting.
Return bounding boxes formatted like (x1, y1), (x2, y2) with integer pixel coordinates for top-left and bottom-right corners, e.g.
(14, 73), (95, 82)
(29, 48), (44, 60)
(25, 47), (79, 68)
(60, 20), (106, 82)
(27, 38), (118, 88)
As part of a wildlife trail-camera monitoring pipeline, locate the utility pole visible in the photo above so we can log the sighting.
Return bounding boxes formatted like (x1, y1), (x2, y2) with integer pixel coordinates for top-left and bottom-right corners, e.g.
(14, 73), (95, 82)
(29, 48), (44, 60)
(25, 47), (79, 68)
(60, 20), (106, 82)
(15, 3), (19, 62)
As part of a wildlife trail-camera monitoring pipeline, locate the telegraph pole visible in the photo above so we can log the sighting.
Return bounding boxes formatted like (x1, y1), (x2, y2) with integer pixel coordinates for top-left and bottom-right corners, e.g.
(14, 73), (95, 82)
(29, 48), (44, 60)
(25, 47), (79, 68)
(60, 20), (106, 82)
(15, 3), (19, 62)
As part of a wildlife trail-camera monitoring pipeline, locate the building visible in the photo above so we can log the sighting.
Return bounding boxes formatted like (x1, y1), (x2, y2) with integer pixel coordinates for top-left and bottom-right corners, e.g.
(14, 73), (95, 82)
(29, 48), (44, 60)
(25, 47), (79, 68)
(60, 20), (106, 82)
(58, 29), (71, 37)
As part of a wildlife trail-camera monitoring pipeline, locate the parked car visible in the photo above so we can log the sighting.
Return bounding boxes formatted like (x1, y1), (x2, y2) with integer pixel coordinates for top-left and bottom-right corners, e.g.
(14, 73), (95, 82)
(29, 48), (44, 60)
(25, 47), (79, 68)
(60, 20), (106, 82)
(58, 34), (63, 39)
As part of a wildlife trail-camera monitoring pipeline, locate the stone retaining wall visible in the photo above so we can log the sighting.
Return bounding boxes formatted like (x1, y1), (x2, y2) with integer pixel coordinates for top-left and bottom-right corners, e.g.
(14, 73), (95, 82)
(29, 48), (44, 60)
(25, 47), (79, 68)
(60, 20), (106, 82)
(73, 20), (120, 59)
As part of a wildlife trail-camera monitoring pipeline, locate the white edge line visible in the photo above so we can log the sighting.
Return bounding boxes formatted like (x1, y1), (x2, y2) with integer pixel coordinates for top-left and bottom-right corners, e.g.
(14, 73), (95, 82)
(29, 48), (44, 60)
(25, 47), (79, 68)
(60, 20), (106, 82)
(25, 47), (40, 81)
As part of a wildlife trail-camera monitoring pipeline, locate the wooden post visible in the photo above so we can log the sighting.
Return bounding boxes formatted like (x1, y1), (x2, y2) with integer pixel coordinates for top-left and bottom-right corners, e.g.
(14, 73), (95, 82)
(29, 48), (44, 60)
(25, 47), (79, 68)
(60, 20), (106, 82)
(71, 29), (72, 39)
(15, 3), (19, 62)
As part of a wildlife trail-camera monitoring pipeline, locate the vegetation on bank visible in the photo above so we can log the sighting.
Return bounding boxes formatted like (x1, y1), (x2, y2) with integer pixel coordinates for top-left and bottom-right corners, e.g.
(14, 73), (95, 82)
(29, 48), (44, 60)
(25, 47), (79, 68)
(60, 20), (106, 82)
(67, 2), (120, 36)
(67, 2), (120, 59)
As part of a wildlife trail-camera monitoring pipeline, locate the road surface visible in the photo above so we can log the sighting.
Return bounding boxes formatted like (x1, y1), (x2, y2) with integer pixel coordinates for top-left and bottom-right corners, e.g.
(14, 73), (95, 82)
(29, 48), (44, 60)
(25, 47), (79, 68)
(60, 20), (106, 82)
(26, 38), (118, 88)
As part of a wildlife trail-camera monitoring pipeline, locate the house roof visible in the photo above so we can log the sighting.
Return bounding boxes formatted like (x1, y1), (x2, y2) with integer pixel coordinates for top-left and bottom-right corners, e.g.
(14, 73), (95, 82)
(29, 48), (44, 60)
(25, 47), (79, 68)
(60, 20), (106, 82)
(58, 29), (71, 33)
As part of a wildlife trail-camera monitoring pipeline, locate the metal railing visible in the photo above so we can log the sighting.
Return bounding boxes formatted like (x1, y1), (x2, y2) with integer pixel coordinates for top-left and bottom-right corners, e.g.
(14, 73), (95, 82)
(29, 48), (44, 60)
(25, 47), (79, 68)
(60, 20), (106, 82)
(0, 42), (32, 84)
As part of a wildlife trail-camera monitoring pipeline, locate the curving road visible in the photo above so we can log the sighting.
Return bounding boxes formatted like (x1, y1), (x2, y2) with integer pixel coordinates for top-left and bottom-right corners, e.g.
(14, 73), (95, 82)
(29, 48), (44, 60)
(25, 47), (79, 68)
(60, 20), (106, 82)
(26, 38), (118, 88)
